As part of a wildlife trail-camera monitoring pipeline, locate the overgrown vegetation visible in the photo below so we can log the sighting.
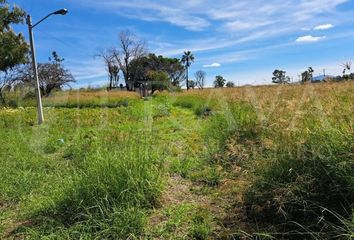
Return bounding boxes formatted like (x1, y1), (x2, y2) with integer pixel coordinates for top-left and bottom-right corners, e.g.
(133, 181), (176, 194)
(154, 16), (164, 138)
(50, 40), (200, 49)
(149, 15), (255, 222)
(171, 82), (354, 239)
(1, 82), (353, 239)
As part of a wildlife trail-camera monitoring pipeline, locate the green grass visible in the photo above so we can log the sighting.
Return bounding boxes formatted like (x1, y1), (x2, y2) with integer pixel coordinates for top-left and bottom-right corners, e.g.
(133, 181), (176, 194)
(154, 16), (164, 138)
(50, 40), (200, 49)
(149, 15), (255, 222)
(242, 119), (354, 239)
(145, 204), (213, 240)
(1, 83), (353, 239)
(0, 100), (165, 239)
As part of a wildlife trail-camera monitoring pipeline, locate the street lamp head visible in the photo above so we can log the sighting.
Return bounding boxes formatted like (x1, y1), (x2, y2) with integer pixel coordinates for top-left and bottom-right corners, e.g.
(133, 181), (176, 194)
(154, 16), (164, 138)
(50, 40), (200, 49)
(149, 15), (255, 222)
(53, 8), (68, 15)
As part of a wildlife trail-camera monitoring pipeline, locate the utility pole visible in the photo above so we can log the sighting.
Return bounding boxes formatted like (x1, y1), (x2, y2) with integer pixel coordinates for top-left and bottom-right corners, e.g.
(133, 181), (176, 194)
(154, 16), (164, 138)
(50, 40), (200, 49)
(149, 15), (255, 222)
(25, 9), (68, 125)
(26, 15), (44, 125)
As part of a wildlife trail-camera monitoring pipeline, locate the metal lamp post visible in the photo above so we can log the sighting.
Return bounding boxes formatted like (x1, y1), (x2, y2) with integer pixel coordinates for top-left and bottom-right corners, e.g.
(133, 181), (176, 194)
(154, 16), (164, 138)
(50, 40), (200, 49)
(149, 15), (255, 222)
(26, 9), (68, 124)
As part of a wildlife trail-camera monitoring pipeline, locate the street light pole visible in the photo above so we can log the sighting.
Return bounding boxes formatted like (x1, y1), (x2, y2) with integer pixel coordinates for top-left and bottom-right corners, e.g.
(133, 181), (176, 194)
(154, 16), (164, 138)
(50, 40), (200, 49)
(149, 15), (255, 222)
(26, 9), (68, 125)
(26, 15), (44, 124)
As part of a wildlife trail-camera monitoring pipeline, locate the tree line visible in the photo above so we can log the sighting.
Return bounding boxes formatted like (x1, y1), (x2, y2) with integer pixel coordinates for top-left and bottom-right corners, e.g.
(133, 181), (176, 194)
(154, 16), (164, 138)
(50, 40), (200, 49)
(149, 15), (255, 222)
(12, 0), (354, 105)
(0, 0), (238, 105)
(272, 61), (353, 84)
(97, 30), (190, 94)
(98, 30), (236, 94)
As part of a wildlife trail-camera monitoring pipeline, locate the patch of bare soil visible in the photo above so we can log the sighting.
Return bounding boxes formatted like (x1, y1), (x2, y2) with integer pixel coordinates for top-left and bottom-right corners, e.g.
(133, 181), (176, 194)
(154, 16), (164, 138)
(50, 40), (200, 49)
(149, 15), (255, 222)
(2, 220), (34, 239)
(150, 175), (212, 222)
(147, 174), (230, 239)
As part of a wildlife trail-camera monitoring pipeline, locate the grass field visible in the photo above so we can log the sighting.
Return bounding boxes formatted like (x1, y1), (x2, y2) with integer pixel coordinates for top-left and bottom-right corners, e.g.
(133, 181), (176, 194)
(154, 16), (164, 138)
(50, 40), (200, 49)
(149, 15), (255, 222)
(0, 82), (353, 239)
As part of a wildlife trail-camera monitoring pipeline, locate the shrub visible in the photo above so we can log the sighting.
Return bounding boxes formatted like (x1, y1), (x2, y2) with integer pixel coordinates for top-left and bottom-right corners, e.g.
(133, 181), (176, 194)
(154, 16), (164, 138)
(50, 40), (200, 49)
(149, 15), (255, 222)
(194, 105), (212, 117)
(173, 96), (199, 109)
(173, 95), (216, 118)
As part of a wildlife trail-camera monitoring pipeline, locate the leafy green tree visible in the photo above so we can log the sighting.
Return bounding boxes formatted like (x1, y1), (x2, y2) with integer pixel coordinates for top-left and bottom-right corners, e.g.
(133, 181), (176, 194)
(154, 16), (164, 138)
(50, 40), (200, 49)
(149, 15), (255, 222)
(147, 70), (170, 93)
(0, 0), (28, 105)
(349, 73), (354, 80)
(214, 75), (226, 88)
(0, 0), (28, 72)
(226, 81), (235, 88)
(19, 52), (75, 96)
(334, 75), (343, 82)
(272, 69), (290, 84)
(144, 54), (185, 86)
(301, 71), (310, 83)
(188, 80), (196, 89)
(301, 67), (314, 83)
(129, 53), (185, 92)
(181, 51), (194, 90)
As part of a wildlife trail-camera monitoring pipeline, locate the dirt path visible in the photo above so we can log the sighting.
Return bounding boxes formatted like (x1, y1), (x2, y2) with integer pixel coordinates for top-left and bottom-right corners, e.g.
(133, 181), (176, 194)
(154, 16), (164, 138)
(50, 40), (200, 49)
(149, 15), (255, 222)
(144, 106), (230, 239)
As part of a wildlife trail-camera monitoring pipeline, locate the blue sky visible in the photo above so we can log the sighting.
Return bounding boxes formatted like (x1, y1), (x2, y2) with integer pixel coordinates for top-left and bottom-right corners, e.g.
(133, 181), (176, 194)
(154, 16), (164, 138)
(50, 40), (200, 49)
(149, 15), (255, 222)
(8, 0), (354, 87)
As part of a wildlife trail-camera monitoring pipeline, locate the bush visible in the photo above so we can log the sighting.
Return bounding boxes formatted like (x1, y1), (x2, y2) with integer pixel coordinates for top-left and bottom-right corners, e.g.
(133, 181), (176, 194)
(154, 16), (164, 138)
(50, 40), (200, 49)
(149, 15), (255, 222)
(226, 81), (235, 88)
(194, 105), (212, 117)
(173, 96), (216, 118)
(7, 99), (18, 108)
(173, 96), (200, 109)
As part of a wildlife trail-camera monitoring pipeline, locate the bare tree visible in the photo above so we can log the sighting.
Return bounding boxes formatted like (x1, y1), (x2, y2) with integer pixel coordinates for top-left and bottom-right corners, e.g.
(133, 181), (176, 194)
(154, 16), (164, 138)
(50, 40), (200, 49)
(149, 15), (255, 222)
(111, 30), (147, 91)
(0, 70), (17, 105)
(98, 50), (119, 91)
(195, 70), (206, 89)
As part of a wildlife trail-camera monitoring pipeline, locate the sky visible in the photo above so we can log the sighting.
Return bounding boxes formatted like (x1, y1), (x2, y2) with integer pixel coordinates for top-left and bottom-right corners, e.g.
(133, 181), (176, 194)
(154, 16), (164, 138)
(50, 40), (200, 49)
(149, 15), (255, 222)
(8, 0), (354, 87)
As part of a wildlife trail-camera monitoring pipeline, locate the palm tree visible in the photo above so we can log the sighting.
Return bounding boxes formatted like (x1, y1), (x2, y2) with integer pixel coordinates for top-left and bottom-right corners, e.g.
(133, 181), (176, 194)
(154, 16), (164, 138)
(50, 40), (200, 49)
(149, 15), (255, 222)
(308, 67), (314, 82)
(181, 51), (195, 90)
(342, 61), (352, 78)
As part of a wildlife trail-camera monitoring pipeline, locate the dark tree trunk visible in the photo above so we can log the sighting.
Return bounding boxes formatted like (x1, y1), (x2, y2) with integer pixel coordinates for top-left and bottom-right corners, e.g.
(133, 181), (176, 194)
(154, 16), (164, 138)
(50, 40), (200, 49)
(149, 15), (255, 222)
(186, 67), (189, 90)
(0, 91), (7, 106)
(109, 75), (113, 91)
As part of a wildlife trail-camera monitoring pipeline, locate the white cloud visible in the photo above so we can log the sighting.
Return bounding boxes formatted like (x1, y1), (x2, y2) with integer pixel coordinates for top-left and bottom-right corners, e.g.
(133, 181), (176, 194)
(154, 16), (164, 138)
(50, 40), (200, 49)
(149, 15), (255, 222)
(154, 27), (293, 57)
(296, 35), (326, 43)
(301, 27), (311, 31)
(75, 0), (350, 59)
(68, 59), (107, 81)
(80, 0), (348, 33)
(224, 21), (254, 31)
(314, 24), (334, 30)
(203, 63), (221, 68)
(66, 0), (351, 84)
(84, 1), (210, 31)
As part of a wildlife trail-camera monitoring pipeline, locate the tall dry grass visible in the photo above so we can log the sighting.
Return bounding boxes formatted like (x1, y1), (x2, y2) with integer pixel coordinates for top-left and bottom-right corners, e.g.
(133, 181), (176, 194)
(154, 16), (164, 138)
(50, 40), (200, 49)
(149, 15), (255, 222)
(174, 82), (354, 239)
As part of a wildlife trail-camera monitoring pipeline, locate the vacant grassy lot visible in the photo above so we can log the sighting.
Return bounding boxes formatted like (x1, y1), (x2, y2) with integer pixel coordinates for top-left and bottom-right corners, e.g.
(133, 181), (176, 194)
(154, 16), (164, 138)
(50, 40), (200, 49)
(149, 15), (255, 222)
(1, 82), (353, 239)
